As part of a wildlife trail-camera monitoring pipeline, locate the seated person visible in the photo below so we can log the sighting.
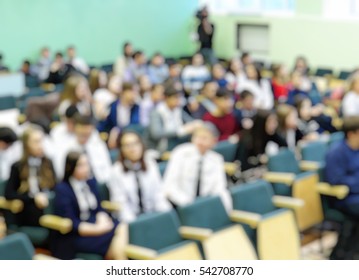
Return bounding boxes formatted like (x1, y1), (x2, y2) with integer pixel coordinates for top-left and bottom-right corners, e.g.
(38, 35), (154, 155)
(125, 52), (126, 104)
(148, 53), (169, 84)
(271, 64), (290, 103)
(181, 53), (210, 95)
(163, 61), (183, 93)
(342, 73), (359, 117)
(235, 90), (257, 130)
(52, 151), (126, 260)
(211, 63), (228, 88)
(46, 52), (75, 84)
(50, 105), (79, 145)
(185, 80), (218, 119)
(325, 116), (359, 218)
(140, 84), (165, 127)
(54, 115), (112, 184)
(108, 131), (171, 223)
(287, 71), (320, 106)
(164, 123), (232, 212)
(5, 126), (56, 227)
(149, 87), (202, 153)
(237, 110), (287, 171)
(203, 88), (240, 141)
(0, 127), (21, 181)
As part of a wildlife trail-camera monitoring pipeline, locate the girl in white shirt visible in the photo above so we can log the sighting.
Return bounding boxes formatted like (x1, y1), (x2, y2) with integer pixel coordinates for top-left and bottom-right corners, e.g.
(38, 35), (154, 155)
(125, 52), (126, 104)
(343, 73), (359, 117)
(108, 131), (171, 223)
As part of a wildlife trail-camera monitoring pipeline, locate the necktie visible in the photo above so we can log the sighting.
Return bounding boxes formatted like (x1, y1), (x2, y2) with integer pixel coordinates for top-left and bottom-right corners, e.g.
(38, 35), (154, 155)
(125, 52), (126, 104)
(134, 171), (144, 214)
(196, 157), (203, 197)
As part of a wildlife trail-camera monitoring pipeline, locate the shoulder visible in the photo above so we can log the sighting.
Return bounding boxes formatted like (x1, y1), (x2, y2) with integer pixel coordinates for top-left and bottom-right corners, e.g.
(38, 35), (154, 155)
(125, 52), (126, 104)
(171, 143), (195, 157)
(206, 150), (224, 162)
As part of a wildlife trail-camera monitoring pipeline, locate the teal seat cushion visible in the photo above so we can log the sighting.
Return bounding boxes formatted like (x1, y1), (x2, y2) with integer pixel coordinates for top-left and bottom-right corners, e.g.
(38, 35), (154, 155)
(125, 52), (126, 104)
(75, 253), (103, 260)
(0, 233), (34, 260)
(213, 141), (237, 162)
(19, 226), (49, 247)
(268, 149), (301, 174)
(177, 196), (231, 232)
(129, 210), (183, 251)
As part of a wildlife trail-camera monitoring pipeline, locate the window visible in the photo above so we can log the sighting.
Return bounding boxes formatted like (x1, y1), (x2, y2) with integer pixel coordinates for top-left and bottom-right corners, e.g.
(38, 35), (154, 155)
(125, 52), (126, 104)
(323, 0), (359, 19)
(199, 0), (295, 15)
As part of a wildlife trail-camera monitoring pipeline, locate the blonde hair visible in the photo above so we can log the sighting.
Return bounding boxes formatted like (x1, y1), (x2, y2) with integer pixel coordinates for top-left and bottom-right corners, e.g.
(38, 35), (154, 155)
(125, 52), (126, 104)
(60, 75), (87, 103)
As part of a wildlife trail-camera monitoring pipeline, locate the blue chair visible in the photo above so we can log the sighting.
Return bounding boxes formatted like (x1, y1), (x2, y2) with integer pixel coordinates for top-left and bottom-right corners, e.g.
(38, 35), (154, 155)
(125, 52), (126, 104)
(213, 140), (237, 162)
(0, 233), (34, 260)
(315, 68), (333, 77)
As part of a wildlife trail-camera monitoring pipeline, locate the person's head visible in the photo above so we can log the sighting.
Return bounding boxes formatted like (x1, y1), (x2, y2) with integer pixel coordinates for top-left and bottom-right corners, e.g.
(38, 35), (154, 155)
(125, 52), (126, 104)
(55, 52), (63, 64)
(117, 131), (146, 171)
(22, 126), (45, 159)
(294, 56), (308, 75)
(89, 69), (108, 93)
(228, 58), (242, 74)
(290, 71), (303, 89)
(201, 81), (218, 100)
(164, 87), (182, 109)
(295, 96), (312, 121)
(272, 64), (288, 82)
(214, 88), (234, 114)
(168, 62), (182, 78)
(212, 63), (225, 80)
(41, 47), (50, 59)
(0, 127), (17, 150)
(123, 42), (133, 58)
(192, 122), (219, 155)
(277, 104), (298, 131)
(192, 53), (204, 67)
(21, 60), (31, 74)
(138, 75), (152, 94)
(67, 46), (76, 59)
(61, 75), (91, 103)
(64, 105), (79, 133)
(241, 52), (252, 66)
(245, 63), (261, 82)
(240, 90), (255, 110)
(74, 114), (94, 145)
(120, 83), (138, 106)
(64, 151), (90, 182)
(151, 53), (164, 66)
(150, 84), (165, 103)
(348, 72), (359, 93)
(343, 116), (359, 149)
(133, 51), (146, 65)
(107, 74), (123, 96)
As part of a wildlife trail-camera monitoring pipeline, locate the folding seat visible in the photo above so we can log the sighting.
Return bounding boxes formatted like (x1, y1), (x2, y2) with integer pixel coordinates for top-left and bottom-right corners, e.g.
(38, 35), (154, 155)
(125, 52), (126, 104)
(0, 95), (16, 111)
(126, 210), (202, 260)
(177, 196), (257, 260)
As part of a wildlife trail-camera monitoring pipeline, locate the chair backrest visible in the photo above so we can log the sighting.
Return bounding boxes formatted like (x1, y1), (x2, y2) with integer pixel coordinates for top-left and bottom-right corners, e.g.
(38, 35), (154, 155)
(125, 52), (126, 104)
(338, 71), (351, 80)
(177, 196), (231, 231)
(301, 141), (328, 163)
(212, 141), (237, 162)
(129, 210), (183, 251)
(0, 96), (16, 111)
(328, 132), (344, 147)
(97, 183), (110, 201)
(230, 180), (276, 215)
(0, 233), (34, 260)
(267, 148), (300, 174)
(314, 68), (333, 77)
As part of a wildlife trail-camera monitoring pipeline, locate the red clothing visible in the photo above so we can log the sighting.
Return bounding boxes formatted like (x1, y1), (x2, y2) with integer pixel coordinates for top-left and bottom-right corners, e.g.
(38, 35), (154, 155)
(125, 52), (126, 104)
(203, 112), (239, 141)
(271, 79), (290, 101)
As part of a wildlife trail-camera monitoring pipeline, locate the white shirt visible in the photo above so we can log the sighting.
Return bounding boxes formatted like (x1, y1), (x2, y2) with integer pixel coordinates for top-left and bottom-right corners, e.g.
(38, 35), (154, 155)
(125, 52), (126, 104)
(93, 88), (116, 120)
(68, 57), (89, 75)
(164, 143), (232, 212)
(117, 103), (131, 128)
(0, 141), (22, 181)
(140, 93), (156, 127)
(53, 131), (111, 184)
(50, 122), (76, 146)
(182, 65), (210, 93)
(240, 79), (274, 110)
(342, 91), (359, 117)
(108, 154), (172, 223)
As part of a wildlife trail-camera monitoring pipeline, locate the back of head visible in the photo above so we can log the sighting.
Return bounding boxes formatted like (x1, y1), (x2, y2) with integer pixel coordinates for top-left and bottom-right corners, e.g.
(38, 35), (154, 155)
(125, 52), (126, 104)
(0, 127), (17, 145)
(342, 116), (359, 139)
(61, 75), (86, 102)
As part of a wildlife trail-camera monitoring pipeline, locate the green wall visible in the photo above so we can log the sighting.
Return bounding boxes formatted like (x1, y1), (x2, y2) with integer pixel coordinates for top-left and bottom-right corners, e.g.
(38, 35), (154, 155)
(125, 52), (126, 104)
(211, 0), (358, 72)
(0, 0), (199, 70)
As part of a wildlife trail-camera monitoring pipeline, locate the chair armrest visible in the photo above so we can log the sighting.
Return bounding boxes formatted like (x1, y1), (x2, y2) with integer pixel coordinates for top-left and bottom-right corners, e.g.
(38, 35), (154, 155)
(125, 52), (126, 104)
(125, 244), (157, 260)
(262, 172), (296, 185)
(272, 195), (304, 210)
(101, 200), (121, 212)
(224, 162), (238, 176)
(18, 114), (27, 124)
(50, 122), (60, 129)
(39, 215), (73, 234)
(230, 210), (261, 228)
(40, 83), (56, 92)
(0, 197), (24, 213)
(161, 151), (171, 161)
(33, 254), (58, 260)
(100, 132), (109, 142)
(317, 182), (349, 200)
(179, 226), (213, 241)
(299, 161), (321, 171)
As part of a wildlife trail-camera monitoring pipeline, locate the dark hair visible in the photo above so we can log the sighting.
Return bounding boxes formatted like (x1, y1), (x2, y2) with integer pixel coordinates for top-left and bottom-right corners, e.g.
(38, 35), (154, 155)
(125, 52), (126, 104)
(215, 88), (232, 98)
(122, 82), (134, 92)
(64, 151), (82, 182)
(251, 110), (275, 154)
(241, 90), (254, 100)
(343, 116), (359, 139)
(151, 83), (163, 91)
(23, 60), (30, 66)
(67, 45), (75, 50)
(241, 52), (250, 61)
(117, 130), (147, 172)
(164, 86), (181, 98)
(74, 114), (95, 126)
(133, 51), (143, 59)
(0, 127), (17, 144)
(55, 52), (63, 58)
(245, 64), (262, 84)
(65, 105), (79, 119)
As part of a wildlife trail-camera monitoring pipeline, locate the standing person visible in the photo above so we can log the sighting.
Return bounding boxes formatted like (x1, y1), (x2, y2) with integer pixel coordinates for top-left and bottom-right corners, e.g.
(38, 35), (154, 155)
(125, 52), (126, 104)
(197, 7), (216, 65)
(164, 123), (232, 212)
